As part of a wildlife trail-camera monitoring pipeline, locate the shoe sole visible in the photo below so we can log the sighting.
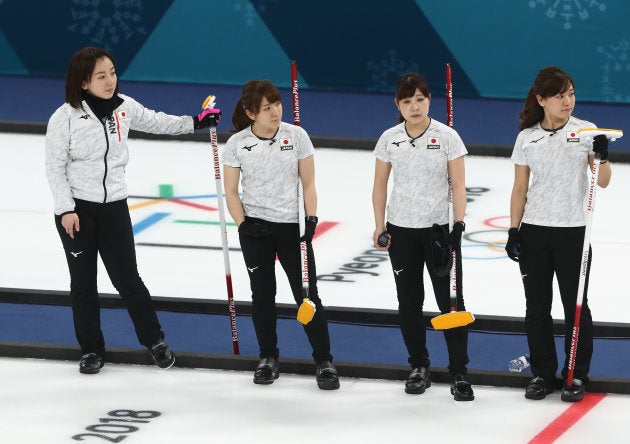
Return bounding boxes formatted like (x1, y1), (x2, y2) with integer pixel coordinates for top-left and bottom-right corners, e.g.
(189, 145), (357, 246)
(560, 395), (584, 402)
(405, 380), (431, 395)
(79, 361), (104, 374)
(525, 390), (552, 400)
(155, 356), (175, 369)
(253, 371), (279, 385)
(317, 379), (340, 390)
(561, 390), (585, 402)
(452, 387), (475, 401)
(254, 370), (280, 385)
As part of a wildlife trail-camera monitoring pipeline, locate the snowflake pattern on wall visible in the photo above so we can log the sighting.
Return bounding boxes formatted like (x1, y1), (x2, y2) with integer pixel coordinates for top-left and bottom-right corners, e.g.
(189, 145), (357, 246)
(235, 0), (277, 27)
(66, 0), (146, 50)
(233, 1), (257, 27)
(528, 0), (606, 30)
(597, 36), (630, 102)
(367, 50), (419, 93)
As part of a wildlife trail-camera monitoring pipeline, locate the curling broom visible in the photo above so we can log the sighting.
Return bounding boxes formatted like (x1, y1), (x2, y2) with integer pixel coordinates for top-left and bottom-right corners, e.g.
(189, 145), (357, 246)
(290, 60), (316, 325)
(563, 127), (622, 396)
(202, 94), (240, 354)
(431, 63), (475, 330)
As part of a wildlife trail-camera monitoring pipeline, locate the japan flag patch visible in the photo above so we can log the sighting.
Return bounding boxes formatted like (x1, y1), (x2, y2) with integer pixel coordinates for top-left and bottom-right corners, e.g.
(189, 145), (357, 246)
(566, 131), (580, 142)
(117, 110), (128, 119)
(427, 137), (440, 149)
(280, 138), (294, 151)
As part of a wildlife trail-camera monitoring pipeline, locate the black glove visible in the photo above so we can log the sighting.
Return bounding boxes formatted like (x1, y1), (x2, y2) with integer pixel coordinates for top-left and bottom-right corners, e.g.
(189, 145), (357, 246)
(193, 108), (222, 129)
(449, 221), (465, 249)
(505, 227), (521, 262)
(592, 134), (608, 161)
(300, 216), (318, 243)
(238, 219), (271, 238)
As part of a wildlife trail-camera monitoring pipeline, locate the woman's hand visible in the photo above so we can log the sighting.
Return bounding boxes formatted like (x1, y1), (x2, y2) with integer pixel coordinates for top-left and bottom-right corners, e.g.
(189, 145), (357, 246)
(61, 212), (80, 239)
(373, 227), (390, 250)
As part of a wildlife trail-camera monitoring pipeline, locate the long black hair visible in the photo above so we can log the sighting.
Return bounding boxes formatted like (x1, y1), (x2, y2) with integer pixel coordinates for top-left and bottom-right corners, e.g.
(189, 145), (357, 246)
(231, 80), (282, 132)
(519, 66), (574, 130)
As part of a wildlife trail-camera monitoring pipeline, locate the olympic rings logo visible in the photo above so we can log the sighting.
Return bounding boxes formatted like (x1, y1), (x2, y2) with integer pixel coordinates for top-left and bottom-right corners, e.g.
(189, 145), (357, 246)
(461, 216), (510, 260)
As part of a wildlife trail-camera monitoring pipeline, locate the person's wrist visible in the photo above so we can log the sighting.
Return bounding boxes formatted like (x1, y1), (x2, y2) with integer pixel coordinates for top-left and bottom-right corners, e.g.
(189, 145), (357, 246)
(306, 216), (318, 223)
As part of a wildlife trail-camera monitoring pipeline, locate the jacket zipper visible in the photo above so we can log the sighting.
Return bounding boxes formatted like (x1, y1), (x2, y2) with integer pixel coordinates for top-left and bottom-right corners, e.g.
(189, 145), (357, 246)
(100, 119), (110, 203)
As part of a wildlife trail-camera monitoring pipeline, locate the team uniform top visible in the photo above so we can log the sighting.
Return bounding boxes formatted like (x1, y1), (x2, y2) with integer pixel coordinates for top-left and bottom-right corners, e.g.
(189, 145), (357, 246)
(512, 115), (596, 227)
(45, 94), (194, 215)
(373, 119), (467, 228)
(222, 121), (314, 223)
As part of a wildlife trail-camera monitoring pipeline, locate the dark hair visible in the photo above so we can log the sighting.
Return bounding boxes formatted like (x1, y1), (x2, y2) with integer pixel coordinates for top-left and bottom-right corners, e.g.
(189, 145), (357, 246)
(395, 72), (431, 123)
(65, 46), (118, 109)
(231, 80), (282, 132)
(518, 66), (574, 130)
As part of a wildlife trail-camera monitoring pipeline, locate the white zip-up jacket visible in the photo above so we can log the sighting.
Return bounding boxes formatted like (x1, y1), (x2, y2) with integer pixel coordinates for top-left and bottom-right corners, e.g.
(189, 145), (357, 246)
(45, 94), (194, 215)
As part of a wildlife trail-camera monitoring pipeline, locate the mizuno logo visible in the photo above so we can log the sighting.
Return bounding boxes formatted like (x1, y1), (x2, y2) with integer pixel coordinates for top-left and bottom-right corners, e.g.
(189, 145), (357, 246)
(79, 115), (89, 119)
(530, 136), (544, 143)
(392, 140), (406, 147)
(394, 269), (403, 275)
(241, 143), (258, 151)
(247, 266), (259, 272)
(70, 251), (83, 257)
(521, 274), (527, 280)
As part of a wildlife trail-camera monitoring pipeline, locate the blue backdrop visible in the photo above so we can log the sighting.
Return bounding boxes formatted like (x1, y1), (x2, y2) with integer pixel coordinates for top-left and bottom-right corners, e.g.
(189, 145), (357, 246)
(1, 0), (630, 103)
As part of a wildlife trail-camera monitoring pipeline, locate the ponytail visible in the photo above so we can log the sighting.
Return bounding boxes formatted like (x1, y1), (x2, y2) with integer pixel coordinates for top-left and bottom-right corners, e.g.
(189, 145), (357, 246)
(231, 98), (253, 133)
(518, 87), (544, 130)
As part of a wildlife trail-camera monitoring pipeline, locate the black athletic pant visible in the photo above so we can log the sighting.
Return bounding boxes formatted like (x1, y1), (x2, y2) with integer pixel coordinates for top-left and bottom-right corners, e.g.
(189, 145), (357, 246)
(386, 223), (469, 375)
(238, 217), (332, 364)
(55, 199), (164, 355)
(519, 223), (593, 381)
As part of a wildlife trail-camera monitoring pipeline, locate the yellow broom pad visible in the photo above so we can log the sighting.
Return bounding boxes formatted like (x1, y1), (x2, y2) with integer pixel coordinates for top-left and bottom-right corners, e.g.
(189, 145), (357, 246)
(431, 311), (475, 330)
(202, 95), (216, 109)
(576, 128), (623, 139)
(297, 298), (316, 325)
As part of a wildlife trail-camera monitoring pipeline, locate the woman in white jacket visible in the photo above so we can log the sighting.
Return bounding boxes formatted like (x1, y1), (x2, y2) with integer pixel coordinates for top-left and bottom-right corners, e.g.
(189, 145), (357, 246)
(45, 46), (221, 374)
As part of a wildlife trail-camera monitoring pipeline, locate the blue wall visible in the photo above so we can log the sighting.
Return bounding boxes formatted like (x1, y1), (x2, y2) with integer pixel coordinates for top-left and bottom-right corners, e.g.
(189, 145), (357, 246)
(1, 0), (629, 103)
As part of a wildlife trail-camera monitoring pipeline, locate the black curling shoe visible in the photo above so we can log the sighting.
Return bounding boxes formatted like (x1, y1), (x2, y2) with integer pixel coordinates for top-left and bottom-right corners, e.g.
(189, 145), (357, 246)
(405, 367), (431, 394)
(79, 353), (104, 374)
(253, 357), (279, 384)
(150, 340), (175, 369)
(561, 378), (585, 402)
(525, 376), (554, 400)
(316, 360), (340, 390)
(451, 374), (475, 401)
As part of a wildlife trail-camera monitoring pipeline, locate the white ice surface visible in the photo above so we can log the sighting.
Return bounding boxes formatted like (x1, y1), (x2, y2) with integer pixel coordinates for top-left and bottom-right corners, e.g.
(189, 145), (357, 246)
(1, 133), (629, 323)
(2, 134), (630, 443)
(1, 357), (628, 444)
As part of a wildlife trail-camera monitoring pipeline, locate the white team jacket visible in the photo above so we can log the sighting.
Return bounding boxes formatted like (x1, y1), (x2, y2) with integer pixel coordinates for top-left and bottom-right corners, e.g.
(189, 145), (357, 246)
(45, 94), (194, 215)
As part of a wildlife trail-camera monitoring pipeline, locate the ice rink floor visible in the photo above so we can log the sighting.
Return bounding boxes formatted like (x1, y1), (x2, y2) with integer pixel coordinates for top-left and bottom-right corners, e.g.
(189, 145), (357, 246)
(1, 132), (630, 443)
(2, 356), (630, 444)
(2, 132), (629, 321)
